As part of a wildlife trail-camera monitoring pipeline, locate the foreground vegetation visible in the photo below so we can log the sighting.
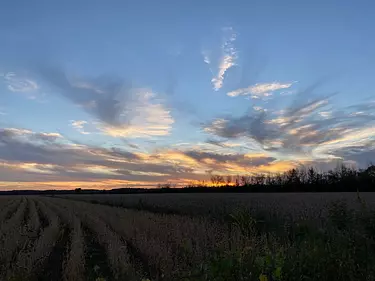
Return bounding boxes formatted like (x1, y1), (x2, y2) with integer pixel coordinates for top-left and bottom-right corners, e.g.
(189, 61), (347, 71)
(0, 193), (375, 280)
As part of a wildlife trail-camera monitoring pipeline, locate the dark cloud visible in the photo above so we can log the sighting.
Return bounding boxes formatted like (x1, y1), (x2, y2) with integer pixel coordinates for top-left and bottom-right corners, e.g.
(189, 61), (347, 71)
(332, 141), (375, 168)
(205, 109), (279, 143)
(183, 150), (276, 167)
(36, 66), (128, 127)
(345, 151), (375, 168)
(205, 139), (227, 148)
(93, 146), (141, 161)
(30, 133), (61, 142)
(122, 139), (140, 149)
(0, 128), (138, 166)
(0, 128), (17, 139)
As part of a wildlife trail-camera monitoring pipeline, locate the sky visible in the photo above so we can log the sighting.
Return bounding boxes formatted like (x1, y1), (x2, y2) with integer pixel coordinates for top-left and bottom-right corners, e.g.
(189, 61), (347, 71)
(1, 0), (375, 190)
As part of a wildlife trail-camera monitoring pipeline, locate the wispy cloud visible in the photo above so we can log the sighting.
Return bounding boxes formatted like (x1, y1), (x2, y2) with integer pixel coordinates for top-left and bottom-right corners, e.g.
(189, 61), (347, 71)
(2, 72), (39, 93)
(1, 72), (39, 100)
(98, 89), (174, 138)
(211, 27), (237, 91)
(201, 49), (211, 65)
(227, 82), (294, 98)
(70, 120), (91, 135)
(0, 128), (62, 142)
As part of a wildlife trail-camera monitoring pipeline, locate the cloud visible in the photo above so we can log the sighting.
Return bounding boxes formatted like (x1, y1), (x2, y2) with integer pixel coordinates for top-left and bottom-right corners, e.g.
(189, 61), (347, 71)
(122, 140), (140, 150)
(182, 150), (276, 167)
(206, 139), (227, 148)
(205, 138), (256, 151)
(2, 72), (39, 93)
(0, 126), (290, 188)
(0, 128), (62, 142)
(31, 132), (62, 142)
(2, 123), (371, 190)
(0, 128), (69, 165)
(37, 67), (174, 138)
(98, 89), (174, 138)
(253, 106), (267, 112)
(204, 84), (375, 165)
(70, 120), (91, 135)
(0, 128), (144, 173)
(37, 66), (126, 127)
(336, 146), (375, 169)
(318, 111), (332, 118)
(2, 85), (374, 189)
(211, 27), (237, 91)
(204, 110), (274, 145)
(227, 82), (294, 98)
(201, 49), (211, 65)
(0, 127), (201, 185)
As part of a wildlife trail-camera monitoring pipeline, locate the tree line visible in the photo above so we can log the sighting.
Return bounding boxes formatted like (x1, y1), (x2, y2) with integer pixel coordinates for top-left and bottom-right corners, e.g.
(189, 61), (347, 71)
(180, 164), (375, 192)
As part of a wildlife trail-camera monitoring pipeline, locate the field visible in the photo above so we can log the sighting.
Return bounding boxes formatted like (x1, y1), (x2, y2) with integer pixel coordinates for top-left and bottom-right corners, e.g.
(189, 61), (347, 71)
(58, 192), (375, 219)
(1, 193), (375, 281)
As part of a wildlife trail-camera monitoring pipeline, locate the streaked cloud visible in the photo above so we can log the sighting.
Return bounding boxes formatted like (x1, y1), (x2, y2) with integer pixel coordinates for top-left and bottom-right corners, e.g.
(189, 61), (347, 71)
(253, 106), (267, 112)
(201, 49), (211, 65)
(0, 128), (62, 142)
(227, 82), (294, 98)
(205, 85), (375, 166)
(2, 72), (39, 93)
(211, 27), (237, 91)
(318, 111), (332, 118)
(70, 120), (91, 135)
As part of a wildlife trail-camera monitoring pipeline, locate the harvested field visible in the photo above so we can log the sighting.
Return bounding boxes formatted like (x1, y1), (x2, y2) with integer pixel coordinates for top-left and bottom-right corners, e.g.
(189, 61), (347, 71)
(0, 193), (375, 280)
(58, 192), (375, 220)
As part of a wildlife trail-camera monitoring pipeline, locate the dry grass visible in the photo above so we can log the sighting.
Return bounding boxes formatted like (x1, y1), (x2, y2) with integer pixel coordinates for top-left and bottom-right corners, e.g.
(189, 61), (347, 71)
(0, 197), (28, 276)
(49, 197), (244, 280)
(0, 198), (18, 214)
(43, 200), (86, 281)
(49, 197), (138, 281)
(0, 198), (22, 226)
(11, 199), (61, 279)
(26, 197), (41, 239)
(61, 192), (373, 221)
(1, 193), (375, 280)
(62, 216), (85, 281)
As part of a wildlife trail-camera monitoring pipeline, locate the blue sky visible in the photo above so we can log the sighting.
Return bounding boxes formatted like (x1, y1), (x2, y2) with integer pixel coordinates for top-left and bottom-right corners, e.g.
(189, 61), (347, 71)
(1, 0), (375, 189)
